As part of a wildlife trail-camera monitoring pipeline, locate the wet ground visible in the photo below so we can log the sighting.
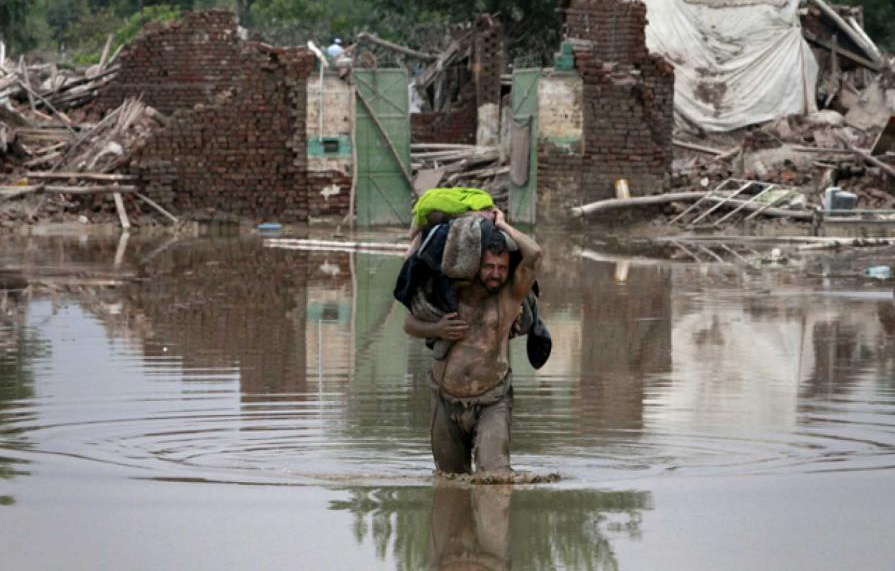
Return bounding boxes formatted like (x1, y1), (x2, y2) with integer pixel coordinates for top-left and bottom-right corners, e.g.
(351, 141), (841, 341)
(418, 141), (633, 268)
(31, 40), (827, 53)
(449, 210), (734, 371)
(1, 231), (894, 570)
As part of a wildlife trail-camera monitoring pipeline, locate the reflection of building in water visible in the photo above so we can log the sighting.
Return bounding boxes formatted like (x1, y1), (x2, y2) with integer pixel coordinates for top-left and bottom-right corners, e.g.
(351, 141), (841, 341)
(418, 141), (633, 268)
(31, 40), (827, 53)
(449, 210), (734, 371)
(578, 260), (672, 430)
(506, 237), (671, 434)
(329, 485), (652, 571)
(117, 239), (310, 401)
(666, 267), (895, 428)
(524, 236), (586, 379)
(305, 252), (354, 384)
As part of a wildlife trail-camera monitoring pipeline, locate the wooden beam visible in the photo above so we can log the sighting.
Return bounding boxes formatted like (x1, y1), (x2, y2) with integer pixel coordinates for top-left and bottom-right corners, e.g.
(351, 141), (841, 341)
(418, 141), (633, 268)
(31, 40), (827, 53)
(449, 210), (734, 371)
(848, 144), (895, 179)
(807, 0), (882, 65)
(26, 172), (138, 181)
(135, 192), (178, 224)
(571, 192), (709, 217)
(14, 77), (77, 135)
(43, 184), (137, 194)
(355, 33), (437, 61)
(673, 140), (724, 156)
(803, 31), (881, 72)
(113, 192), (130, 230)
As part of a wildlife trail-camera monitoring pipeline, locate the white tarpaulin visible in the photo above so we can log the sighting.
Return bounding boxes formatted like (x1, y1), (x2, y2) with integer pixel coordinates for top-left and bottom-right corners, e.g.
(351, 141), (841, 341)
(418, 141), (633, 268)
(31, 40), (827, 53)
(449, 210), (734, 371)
(643, 0), (819, 132)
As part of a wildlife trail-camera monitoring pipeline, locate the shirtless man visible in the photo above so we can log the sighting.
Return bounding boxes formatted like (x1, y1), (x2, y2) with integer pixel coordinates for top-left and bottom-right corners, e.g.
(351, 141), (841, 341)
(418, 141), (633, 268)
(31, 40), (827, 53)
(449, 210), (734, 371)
(404, 211), (542, 474)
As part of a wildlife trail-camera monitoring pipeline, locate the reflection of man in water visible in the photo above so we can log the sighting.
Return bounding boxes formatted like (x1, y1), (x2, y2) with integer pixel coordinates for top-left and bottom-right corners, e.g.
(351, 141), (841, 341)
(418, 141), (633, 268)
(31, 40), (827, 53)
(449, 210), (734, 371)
(429, 485), (510, 570)
(404, 211), (541, 473)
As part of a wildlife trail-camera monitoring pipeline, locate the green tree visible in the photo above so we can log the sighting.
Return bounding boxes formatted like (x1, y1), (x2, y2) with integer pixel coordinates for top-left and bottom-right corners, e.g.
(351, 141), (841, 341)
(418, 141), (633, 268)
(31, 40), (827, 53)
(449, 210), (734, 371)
(0, 0), (37, 52)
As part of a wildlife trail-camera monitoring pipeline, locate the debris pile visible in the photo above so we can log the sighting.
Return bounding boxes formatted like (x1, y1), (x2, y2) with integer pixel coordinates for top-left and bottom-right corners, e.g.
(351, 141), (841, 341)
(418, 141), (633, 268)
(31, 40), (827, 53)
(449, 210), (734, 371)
(127, 45), (316, 224)
(411, 143), (508, 204)
(94, 11), (252, 116)
(660, 1), (895, 230)
(1, 97), (169, 229)
(0, 38), (120, 117)
(668, 100), (895, 220)
(0, 43), (177, 230)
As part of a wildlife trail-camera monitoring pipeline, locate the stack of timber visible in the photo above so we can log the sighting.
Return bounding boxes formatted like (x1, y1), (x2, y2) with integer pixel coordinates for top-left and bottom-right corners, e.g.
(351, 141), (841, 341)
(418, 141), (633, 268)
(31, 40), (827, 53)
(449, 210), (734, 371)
(1, 96), (171, 229)
(412, 143), (509, 204)
(0, 38), (120, 114)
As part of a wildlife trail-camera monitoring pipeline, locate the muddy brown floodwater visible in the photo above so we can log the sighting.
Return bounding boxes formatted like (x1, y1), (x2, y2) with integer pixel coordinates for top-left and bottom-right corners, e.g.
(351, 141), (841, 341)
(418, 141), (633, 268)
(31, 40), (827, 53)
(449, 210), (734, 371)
(1, 232), (894, 570)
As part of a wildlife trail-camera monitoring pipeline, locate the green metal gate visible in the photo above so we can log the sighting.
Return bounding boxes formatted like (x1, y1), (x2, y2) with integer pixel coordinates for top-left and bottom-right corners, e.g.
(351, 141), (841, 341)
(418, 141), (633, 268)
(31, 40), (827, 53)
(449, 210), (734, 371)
(509, 68), (540, 225)
(353, 69), (413, 227)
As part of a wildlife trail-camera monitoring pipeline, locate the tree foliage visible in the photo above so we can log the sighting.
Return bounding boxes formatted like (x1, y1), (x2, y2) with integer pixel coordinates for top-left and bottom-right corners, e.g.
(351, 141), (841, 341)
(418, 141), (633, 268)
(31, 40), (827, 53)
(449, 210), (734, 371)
(3, 0), (894, 62)
(839, 0), (895, 51)
(0, 0), (37, 51)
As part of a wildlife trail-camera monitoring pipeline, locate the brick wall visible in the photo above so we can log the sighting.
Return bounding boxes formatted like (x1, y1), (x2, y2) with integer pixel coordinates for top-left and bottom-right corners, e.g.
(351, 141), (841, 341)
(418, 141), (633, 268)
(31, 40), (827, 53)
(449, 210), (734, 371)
(128, 44), (315, 222)
(474, 15), (504, 109)
(561, 0), (674, 204)
(307, 170), (352, 218)
(97, 11), (251, 115)
(537, 141), (584, 223)
(563, 0), (649, 65)
(411, 98), (477, 144)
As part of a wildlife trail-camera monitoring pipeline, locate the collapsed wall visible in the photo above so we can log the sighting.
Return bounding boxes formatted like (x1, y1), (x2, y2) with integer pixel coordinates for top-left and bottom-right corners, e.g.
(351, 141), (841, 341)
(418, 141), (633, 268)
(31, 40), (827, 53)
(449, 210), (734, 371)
(411, 15), (505, 145)
(97, 11), (252, 115)
(542, 0), (673, 218)
(412, 98), (477, 145)
(119, 13), (315, 222)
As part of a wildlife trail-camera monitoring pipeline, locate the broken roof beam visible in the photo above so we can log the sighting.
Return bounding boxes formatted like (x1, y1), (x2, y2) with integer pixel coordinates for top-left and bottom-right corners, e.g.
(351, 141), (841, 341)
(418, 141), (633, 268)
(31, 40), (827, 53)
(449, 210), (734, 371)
(807, 0), (882, 66)
(355, 33), (438, 62)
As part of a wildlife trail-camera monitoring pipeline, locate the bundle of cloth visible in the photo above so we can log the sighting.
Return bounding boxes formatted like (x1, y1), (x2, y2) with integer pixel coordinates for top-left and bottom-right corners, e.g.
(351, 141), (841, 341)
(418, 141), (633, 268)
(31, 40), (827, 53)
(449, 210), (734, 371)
(394, 187), (551, 369)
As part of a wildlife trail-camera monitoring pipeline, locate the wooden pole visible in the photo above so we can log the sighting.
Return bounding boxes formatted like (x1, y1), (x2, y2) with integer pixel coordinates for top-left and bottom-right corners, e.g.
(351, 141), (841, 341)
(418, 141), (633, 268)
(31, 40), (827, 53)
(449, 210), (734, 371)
(807, 0), (882, 65)
(355, 33), (437, 62)
(26, 172), (138, 181)
(14, 77), (77, 135)
(347, 84), (358, 228)
(848, 144), (895, 179)
(571, 192), (708, 217)
(672, 140), (724, 156)
(43, 184), (137, 194)
(135, 192), (179, 224)
(113, 192), (131, 230)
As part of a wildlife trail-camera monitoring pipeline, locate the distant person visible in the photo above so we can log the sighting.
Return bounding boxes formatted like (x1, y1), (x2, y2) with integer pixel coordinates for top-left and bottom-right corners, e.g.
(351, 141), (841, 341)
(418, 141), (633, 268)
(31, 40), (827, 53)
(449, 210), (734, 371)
(326, 38), (344, 59)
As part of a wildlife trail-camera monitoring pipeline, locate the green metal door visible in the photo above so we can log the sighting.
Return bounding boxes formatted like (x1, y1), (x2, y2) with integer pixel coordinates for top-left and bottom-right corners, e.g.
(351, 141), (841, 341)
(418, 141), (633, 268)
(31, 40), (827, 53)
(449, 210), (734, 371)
(510, 68), (540, 225)
(353, 69), (413, 226)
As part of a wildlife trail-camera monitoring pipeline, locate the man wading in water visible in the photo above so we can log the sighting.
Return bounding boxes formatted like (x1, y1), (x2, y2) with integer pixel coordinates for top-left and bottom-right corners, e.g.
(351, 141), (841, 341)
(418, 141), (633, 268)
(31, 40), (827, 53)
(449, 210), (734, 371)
(404, 210), (541, 474)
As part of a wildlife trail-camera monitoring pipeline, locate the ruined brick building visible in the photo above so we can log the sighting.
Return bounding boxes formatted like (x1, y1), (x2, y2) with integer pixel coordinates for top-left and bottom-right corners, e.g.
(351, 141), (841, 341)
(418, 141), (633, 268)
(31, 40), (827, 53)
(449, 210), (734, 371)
(99, 11), (317, 223)
(98, 2), (673, 226)
(536, 0), (674, 222)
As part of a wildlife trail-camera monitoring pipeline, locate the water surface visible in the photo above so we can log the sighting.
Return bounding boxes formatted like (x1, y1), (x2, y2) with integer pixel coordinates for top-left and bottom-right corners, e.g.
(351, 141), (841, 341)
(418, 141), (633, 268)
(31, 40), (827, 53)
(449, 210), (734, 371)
(1, 233), (894, 570)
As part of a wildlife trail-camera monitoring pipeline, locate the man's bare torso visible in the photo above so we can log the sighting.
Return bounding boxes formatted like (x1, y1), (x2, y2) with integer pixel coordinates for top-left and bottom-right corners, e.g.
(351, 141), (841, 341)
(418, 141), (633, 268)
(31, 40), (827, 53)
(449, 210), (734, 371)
(433, 283), (521, 398)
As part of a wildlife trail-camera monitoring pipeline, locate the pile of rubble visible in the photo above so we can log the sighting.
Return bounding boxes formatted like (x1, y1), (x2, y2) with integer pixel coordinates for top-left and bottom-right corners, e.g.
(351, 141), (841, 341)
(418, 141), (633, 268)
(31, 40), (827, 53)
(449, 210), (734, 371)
(411, 143), (508, 204)
(671, 99), (894, 210)
(0, 41), (174, 230)
(658, 1), (895, 227)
